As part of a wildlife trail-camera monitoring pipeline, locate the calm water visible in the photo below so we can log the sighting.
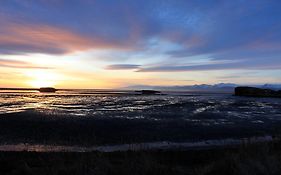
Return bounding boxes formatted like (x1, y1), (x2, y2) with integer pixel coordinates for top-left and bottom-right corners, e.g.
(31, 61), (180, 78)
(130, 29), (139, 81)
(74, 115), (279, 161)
(0, 89), (281, 150)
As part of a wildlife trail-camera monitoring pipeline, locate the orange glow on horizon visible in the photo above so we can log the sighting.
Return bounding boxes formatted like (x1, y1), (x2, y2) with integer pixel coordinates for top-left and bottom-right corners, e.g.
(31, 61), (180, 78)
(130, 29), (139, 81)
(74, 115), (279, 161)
(25, 70), (60, 88)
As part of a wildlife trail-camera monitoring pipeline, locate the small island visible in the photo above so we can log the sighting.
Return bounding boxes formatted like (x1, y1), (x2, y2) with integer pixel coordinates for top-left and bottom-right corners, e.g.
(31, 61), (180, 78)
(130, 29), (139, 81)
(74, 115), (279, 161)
(135, 90), (162, 95)
(235, 86), (281, 98)
(38, 87), (57, 93)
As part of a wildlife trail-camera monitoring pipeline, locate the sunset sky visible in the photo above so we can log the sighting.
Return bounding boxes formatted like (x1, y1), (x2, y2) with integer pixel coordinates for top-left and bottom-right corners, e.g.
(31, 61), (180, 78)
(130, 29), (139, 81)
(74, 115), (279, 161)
(0, 0), (281, 88)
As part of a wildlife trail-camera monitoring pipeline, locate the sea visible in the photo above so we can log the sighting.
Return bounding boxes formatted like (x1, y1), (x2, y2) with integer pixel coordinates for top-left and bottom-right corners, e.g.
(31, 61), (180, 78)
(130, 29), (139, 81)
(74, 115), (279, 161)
(0, 89), (281, 152)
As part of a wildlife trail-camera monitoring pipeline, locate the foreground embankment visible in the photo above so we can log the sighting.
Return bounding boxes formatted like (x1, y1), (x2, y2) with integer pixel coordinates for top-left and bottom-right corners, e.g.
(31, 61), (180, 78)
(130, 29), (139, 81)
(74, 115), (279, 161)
(0, 141), (281, 175)
(0, 135), (275, 152)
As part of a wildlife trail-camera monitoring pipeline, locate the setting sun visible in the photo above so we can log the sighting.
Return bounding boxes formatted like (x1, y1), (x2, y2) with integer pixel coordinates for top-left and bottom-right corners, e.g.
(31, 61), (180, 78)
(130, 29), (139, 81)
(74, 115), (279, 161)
(25, 70), (60, 88)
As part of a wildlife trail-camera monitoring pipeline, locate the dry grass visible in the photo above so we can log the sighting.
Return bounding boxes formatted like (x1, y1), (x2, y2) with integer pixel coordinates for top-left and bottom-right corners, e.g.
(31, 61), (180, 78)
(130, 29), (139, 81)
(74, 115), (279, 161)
(0, 141), (281, 175)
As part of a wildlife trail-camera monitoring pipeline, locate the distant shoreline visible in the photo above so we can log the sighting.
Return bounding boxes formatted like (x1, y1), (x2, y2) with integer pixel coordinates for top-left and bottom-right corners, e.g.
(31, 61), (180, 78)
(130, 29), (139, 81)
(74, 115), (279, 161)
(0, 88), (234, 95)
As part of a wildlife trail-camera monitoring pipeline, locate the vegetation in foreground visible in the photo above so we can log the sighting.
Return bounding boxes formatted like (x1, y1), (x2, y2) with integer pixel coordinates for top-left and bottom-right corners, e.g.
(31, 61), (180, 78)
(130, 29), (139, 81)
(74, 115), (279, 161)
(0, 141), (281, 175)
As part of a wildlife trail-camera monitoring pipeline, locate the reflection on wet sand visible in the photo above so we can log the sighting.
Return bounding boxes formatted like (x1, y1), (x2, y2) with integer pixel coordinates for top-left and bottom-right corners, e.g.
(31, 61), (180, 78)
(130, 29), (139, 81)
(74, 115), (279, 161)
(0, 90), (281, 151)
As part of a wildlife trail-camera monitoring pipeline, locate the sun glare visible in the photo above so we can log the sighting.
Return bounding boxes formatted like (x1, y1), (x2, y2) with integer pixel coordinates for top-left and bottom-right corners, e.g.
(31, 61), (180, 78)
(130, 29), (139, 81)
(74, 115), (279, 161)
(25, 70), (60, 88)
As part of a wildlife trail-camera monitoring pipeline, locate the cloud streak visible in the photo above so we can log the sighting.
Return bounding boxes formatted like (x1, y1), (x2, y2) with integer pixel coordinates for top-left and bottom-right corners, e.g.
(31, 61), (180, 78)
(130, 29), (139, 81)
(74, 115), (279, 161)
(0, 59), (51, 69)
(137, 58), (281, 72)
(0, 18), (134, 55)
(105, 64), (141, 70)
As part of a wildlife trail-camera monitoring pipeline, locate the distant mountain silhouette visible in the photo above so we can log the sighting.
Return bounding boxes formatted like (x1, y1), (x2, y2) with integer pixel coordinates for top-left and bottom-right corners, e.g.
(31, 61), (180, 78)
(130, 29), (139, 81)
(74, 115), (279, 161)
(260, 84), (281, 90)
(124, 83), (281, 92)
(124, 83), (238, 92)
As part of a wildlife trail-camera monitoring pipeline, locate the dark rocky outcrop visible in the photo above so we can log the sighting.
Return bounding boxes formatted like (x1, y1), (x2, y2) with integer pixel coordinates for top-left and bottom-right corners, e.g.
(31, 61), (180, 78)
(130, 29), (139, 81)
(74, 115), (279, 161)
(39, 87), (57, 93)
(235, 86), (281, 98)
(135, 90), (161, 95)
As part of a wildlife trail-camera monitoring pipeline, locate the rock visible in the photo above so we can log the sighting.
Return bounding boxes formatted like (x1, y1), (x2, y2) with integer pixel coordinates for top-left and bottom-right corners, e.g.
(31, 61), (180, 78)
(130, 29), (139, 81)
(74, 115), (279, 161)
(135, 90), (161, 95)
(39, 87), (57, 93)
(235, 86), (281, 98)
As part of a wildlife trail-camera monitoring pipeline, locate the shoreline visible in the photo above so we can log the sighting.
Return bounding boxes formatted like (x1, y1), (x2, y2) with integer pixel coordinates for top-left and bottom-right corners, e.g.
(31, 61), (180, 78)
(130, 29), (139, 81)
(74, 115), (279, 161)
(0, 135), (275, 153)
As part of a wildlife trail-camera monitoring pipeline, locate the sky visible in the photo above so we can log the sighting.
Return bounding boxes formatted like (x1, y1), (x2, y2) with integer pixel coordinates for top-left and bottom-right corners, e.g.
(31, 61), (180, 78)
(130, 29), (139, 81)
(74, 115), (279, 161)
(0, 0), (281, 88)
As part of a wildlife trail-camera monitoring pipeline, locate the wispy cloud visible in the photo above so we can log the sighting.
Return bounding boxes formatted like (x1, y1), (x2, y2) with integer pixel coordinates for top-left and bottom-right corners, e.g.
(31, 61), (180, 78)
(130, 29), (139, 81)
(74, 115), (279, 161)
(0, 18), (133, 55)
(105, 64), (141, 70)
(137, 59), (281, 72)
(0, 59), (51, 69)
